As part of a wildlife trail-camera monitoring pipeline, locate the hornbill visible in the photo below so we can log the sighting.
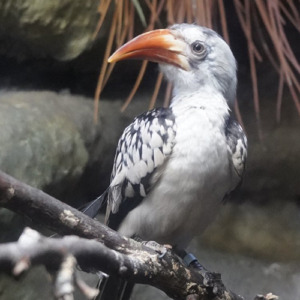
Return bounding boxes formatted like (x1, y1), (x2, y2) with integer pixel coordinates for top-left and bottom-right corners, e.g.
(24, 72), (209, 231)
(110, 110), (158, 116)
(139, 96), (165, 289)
(84, 23), (247, 300)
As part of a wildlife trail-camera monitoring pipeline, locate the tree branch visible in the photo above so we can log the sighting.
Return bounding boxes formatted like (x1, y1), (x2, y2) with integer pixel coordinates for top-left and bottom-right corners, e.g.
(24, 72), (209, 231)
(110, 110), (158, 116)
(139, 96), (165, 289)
(0, 228), (233, 300)
(0, 170), (277, 300)
(0, 170), (134, 251)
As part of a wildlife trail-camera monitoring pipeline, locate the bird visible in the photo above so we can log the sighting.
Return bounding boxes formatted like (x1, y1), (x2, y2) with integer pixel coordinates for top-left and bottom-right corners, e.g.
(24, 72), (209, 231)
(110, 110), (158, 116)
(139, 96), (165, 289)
(84, 23), (247, 299)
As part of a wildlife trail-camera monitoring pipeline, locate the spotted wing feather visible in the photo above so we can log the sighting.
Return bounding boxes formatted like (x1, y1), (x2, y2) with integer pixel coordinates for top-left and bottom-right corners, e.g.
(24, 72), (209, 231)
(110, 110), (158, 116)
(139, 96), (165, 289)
(106, 108), (176, 227)
(225, 116), (247, 193)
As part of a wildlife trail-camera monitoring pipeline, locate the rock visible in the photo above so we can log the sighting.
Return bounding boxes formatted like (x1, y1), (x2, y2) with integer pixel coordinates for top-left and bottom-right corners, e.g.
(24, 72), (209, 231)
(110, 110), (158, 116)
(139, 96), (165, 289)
(201, 202), (300, 261)
(0, 267), (52, 300)
(0, 90), (90, 191)
(0, 0), (101, 61)
(0, 90), (145, 239)
(0, 90), (143, 200)
(242, 120), (300, 205)
(0, 265), (98, 300)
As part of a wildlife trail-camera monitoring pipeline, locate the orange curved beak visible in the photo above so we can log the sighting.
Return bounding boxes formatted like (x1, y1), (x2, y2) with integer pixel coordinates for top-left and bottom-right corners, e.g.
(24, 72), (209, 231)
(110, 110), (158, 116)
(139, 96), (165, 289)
(108, 29), (190, 71)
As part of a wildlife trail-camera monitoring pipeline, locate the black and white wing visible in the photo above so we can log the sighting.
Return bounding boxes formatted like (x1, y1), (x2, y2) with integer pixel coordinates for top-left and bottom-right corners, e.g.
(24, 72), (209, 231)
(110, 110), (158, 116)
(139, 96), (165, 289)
(225, 116), (247, 194)
(106, 107), (176, 229)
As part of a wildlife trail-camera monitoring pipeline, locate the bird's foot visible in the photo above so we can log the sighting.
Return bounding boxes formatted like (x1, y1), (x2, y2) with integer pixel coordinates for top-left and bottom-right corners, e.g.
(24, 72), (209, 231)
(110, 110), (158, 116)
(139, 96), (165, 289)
(183, 253), (223, 295)
(141, 241), (172, 258)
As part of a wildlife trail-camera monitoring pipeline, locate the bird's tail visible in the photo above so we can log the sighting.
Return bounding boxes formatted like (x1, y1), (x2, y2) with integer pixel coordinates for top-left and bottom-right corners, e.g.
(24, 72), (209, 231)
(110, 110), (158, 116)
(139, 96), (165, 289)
(48, 191), (107, 239)
(81, 189), (108, 218)
(82, 190), (135, 300)
(95, 274), (134, 300)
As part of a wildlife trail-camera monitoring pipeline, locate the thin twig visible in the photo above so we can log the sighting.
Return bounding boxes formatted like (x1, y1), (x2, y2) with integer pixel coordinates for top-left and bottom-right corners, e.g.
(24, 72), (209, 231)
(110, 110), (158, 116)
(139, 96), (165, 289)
(94, 4), (119, 123)
(149, 72), (164, 110)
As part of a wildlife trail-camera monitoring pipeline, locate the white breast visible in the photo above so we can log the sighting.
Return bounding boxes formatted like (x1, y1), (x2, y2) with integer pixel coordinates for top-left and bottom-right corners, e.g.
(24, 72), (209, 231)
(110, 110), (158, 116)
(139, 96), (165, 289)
(118, 92), (232, 248)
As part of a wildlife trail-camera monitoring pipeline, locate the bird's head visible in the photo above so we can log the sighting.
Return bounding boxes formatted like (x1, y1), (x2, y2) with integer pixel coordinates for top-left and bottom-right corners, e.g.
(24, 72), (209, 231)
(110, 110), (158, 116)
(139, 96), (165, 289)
(108, 23), (237, 106)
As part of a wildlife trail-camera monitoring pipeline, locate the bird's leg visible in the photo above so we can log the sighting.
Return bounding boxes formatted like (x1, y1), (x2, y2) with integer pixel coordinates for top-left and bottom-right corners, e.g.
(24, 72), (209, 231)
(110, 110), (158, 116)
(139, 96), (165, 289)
(173, 248), (205, 269)
(173, 247), (222, 293)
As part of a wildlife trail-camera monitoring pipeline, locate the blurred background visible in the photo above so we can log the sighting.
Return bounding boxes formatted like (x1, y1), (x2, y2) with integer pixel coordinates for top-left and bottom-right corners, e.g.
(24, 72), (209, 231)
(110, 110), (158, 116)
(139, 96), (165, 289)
(0, 1), (299, 299)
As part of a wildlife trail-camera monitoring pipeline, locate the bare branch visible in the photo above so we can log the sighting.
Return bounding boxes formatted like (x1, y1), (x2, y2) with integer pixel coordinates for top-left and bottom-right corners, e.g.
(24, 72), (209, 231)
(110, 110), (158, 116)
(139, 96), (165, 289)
(0, 170), (135, 251)
(54, 254), (77, 300)
(0, 228), (240, 300)
(0, 170), (276, 300)
(75, 274), (100, 299)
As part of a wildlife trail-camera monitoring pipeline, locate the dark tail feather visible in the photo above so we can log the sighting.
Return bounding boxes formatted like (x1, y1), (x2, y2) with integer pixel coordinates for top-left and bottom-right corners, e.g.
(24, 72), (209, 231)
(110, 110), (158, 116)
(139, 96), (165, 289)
(95, 275), (134, 300)
(81, 190), (108, 218)
(49, 192), (107, 238)
(121, 282), (135, 300)
(85, 190), (134, 300)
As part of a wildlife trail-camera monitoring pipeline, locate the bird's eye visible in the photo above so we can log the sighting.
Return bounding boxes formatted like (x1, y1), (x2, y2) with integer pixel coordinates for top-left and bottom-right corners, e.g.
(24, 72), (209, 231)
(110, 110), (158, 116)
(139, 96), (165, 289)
(191, 41), (205, 55)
